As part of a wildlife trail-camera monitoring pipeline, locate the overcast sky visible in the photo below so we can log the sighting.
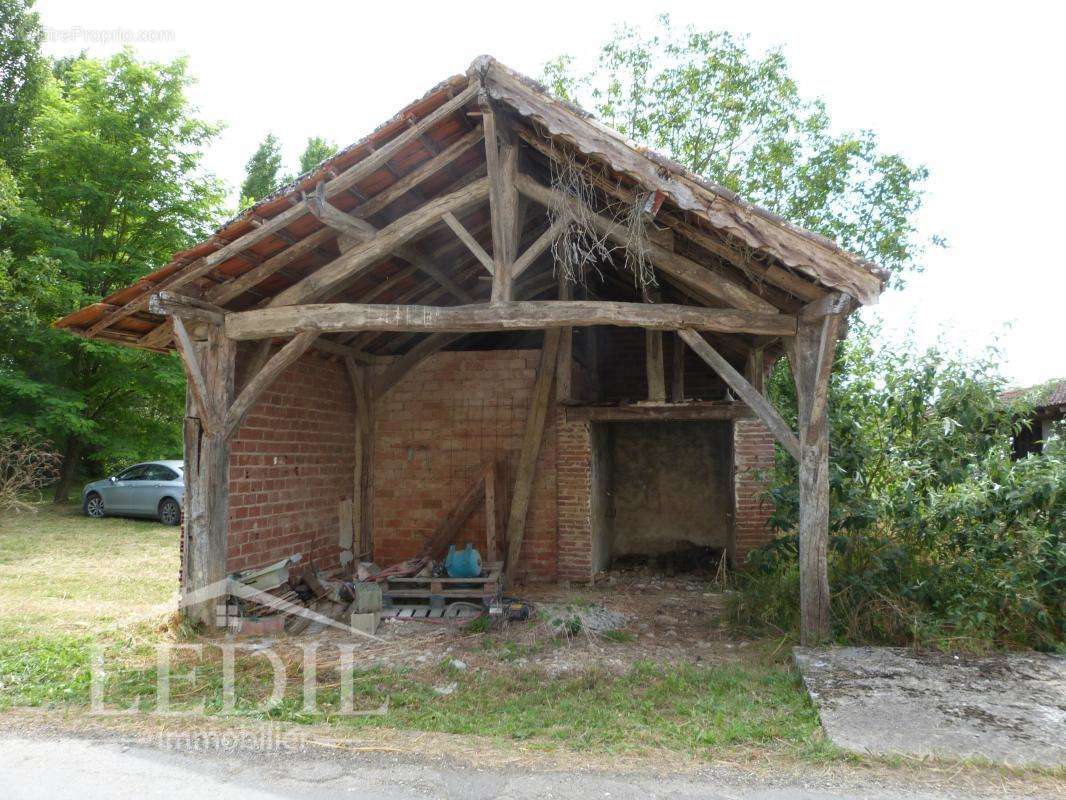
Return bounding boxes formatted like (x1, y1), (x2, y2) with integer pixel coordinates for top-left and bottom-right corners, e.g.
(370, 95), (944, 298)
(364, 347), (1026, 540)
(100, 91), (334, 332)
(35, 0), (1064, 387)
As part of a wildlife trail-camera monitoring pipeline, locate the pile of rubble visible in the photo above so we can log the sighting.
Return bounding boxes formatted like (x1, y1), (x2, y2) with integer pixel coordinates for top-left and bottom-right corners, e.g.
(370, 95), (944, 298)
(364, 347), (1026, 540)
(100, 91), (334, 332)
(221, 553), (496, 636)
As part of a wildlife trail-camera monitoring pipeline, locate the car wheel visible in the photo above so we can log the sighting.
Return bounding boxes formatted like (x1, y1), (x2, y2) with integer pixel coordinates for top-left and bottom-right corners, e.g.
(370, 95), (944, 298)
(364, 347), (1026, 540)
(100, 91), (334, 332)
(84, 492), (106, 518)
(158, 497), (182, 526)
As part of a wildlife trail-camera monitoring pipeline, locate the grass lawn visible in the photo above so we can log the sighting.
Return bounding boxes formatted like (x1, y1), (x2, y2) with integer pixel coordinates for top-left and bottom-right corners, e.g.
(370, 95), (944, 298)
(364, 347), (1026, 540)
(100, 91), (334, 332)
(0, 502), (828, 759)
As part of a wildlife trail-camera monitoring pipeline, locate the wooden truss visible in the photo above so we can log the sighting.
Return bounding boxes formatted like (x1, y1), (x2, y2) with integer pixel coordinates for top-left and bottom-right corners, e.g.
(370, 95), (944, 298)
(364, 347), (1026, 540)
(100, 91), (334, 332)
(75, 63), (879, 645)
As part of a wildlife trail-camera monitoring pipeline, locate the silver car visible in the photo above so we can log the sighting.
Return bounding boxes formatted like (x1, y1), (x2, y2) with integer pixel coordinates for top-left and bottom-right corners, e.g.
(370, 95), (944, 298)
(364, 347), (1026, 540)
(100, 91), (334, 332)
(82, 460), (184, 525)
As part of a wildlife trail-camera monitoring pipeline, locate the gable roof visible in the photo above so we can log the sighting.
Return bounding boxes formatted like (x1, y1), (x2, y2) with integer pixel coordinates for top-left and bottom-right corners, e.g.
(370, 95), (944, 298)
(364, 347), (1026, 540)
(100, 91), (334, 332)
(54, 56), (887, 355)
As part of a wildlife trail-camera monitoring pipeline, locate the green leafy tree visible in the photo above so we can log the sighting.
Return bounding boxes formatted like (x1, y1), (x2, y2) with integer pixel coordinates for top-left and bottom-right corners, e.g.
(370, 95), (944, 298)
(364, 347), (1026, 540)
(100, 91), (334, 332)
(240, 132), (285, 206)
(298, 136), (337, 174)
(544, 16), (933, 285)
(0, 0), (47, 170)
(0, 50), (226, 501)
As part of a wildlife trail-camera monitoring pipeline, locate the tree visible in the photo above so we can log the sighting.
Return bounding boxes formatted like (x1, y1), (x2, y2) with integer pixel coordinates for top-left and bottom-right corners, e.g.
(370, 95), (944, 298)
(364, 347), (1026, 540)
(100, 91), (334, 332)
(298, 136), (337, 174)
(240, 133), (285, 206)
(0, 50), (226, 501)
(0, 0), (47, 170)
(544, 16), (932, 285)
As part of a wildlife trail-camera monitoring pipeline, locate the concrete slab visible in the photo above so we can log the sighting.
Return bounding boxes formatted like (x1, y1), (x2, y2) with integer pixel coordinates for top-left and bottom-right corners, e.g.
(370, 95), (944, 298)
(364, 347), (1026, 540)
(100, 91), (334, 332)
(794, 646), (1066, 767)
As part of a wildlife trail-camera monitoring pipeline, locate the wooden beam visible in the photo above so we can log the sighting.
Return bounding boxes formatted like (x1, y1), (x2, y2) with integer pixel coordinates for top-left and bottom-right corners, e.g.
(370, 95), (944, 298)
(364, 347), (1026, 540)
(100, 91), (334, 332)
(745, 347), (766, 395)
(324, 79), (479, 197)
(643, 286), (666, 402)
(791, 308), (843, 644)
(505, 329), (561, 582)
(483, 97), (519, 301)
(564, 401), (751, 423)
(344, 356), (374, 557)
(224, 329), (318, 440)
(809, 314), (843, 426)
(645, 329), (666, 402)
(202, 130), (485, 310)
(800, 291), (853, 321)
(514, 127), (830, 304)
(239, 340), (274, 392)
(148, 292), (225, 327)
(90, 86), (480, 339)
(442, 211), (494, 274)
(353, 125), (483, 220)
(307, 183), (377, 239)
(556, 271), (573, 402)
(512, 215), (566, 279)
(483, 461), (502, 563)
(172, 317), (220, 435)
(225, 300), (797, 340)
(416, 470), (487, 562)
(678, 328), (800, 460)
(269, 177), (490, 307)
(514, 174), (779, 315)
(308, 188), (477, 304)
(671, 333), (686, 401)
(790, 305), (845, 646)
(180, 324), (235, 628)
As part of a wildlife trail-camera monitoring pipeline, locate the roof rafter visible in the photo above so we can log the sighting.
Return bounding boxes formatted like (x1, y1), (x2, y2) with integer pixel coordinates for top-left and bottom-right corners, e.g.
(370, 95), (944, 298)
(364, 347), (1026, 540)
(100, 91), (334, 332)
(514, 172), (779, 315)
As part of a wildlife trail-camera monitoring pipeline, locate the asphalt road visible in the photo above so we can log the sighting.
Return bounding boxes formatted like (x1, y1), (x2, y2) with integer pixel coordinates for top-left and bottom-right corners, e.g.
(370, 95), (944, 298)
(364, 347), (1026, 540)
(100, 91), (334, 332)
(1, 729), (1059, 800)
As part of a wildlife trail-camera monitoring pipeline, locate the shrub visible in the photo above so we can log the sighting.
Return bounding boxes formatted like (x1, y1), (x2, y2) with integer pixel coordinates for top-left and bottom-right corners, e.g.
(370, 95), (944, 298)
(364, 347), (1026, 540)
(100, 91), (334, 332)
(728, 328), (1065, 651)
(0, 434), (61, 518)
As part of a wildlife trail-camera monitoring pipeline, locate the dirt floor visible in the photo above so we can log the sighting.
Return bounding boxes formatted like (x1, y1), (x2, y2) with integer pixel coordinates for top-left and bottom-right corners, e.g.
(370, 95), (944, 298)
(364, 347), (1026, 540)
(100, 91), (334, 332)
(274, 566), (759, 678)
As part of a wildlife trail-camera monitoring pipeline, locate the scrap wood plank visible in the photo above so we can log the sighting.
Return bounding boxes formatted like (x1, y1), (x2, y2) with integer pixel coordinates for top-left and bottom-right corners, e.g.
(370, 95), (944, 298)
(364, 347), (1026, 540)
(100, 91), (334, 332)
(338, 498), (354, 551)
(483, 460), (502, 563)
(414, 466), (490, 562)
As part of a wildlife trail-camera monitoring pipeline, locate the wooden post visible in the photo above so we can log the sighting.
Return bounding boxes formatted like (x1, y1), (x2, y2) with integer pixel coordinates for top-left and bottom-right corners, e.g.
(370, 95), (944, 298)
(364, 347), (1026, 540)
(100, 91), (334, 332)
(556, 270), (573, 402)
(181, 407), (198, 598)
(672, 333), (686, 401)
(585, 326), (600, 398)
(179, 324), (235, 628)
(645, 330), (666, 402)
(789, 304), (846, 646)
(483, 460), (503, 563)
(504, 330), (561, 582)
(745, 347), (766, 394)
(345, 357), (374, 559)
(482, 94), (519, 302)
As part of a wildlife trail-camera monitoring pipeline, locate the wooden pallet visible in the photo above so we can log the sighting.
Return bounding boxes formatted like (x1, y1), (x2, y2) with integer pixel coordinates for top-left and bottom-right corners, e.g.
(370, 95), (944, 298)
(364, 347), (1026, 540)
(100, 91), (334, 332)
(381, 605), (481, 620)
(382, 561), (503, 606)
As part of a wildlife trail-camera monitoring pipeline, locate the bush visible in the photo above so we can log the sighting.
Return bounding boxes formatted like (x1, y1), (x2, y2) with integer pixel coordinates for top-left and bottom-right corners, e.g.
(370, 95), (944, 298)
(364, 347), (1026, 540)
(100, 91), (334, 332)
(728, 328), (1065, 651)
(0, 434), (61, 518)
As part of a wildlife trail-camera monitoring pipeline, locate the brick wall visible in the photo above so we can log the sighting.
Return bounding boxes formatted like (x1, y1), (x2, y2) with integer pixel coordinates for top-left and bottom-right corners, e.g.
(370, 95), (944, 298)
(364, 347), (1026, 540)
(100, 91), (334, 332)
(372, 349), (559, 582)
(733, 417), (777, 563)
(556, 419), (593, 581)
(221, 346), (776, 581)
(227, 354), (355, 573)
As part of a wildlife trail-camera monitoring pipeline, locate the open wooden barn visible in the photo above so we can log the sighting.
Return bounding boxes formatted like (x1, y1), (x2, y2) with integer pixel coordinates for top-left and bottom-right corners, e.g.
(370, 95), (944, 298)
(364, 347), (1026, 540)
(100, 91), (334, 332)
(55, 56), (886, 642)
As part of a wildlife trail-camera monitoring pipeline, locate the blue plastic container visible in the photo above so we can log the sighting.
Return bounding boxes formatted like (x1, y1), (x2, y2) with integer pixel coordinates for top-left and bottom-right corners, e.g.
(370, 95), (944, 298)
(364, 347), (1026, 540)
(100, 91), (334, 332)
(444, 543), (482, 578)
